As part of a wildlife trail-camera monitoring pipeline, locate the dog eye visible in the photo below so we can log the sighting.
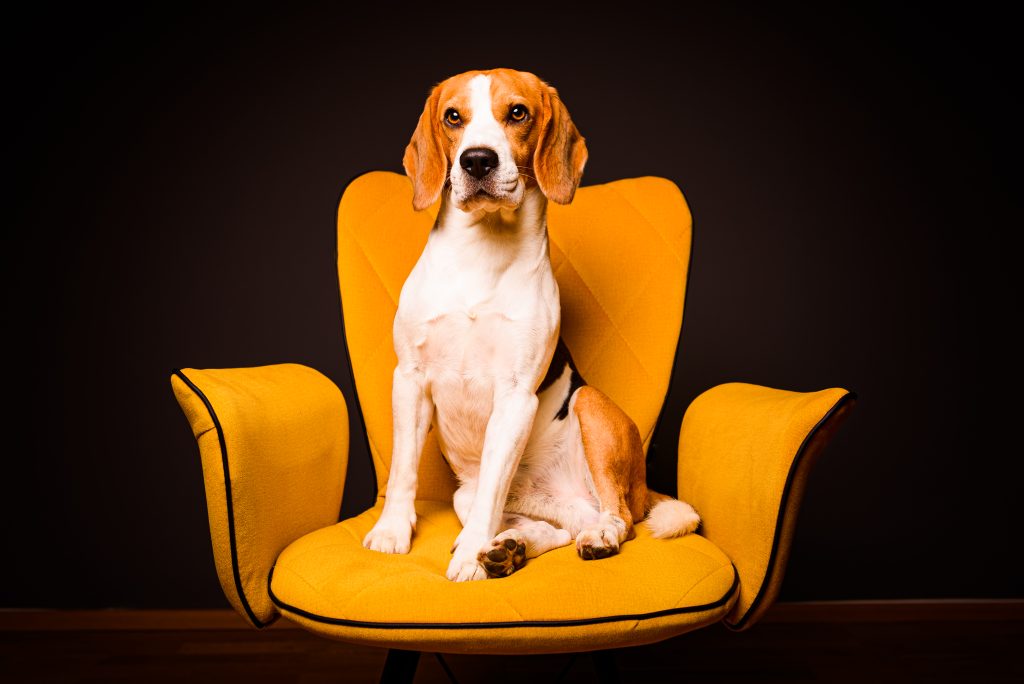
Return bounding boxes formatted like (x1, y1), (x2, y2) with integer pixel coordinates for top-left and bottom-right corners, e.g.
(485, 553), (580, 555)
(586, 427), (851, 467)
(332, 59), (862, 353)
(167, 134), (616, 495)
(509, 105), (528, 122)
(445, 109), (462, 126)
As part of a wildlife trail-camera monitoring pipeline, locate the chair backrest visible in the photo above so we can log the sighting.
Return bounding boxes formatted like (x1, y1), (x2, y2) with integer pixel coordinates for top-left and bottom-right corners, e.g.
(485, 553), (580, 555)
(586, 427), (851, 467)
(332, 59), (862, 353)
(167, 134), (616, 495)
(336, 171), (692, 501)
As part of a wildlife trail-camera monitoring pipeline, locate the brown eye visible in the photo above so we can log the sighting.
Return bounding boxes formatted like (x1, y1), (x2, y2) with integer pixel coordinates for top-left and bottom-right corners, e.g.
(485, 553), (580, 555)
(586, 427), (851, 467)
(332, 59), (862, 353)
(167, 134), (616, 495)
(445, 109), (461, 126)
(509, 104), (528, 122)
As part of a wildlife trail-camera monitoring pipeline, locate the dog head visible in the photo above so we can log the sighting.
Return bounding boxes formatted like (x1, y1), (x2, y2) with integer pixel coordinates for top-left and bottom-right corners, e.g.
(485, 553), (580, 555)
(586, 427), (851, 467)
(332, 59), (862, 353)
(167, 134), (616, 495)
(403, 69), (588, 212)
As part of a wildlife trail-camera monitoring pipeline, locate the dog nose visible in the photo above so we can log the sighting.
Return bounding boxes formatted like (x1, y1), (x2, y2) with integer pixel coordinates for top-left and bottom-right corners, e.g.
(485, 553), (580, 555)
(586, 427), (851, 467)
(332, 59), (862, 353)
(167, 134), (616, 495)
(460, 147), (499, 180)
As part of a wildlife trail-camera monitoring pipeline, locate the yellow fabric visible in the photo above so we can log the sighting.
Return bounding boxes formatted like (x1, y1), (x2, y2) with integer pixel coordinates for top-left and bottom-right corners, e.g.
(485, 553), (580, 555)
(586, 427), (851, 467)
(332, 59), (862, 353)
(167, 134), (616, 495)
(268, 500), (737, 654)
(336, 171), (691, 499)
(170, 172), (854, 651)
(170, 364), (349, 627)
(677, 382), (851, 630)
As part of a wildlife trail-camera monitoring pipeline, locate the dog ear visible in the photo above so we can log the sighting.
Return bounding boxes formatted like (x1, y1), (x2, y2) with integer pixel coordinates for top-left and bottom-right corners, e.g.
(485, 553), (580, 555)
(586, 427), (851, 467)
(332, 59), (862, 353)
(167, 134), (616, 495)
(533, 86), (588, 205)
(403, 86), (447, 211)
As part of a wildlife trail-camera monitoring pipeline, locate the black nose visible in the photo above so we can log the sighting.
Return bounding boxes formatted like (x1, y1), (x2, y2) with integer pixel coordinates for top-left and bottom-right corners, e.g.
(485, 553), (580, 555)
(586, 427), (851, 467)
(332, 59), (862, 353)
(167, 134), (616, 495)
(459, 147), (499, 180)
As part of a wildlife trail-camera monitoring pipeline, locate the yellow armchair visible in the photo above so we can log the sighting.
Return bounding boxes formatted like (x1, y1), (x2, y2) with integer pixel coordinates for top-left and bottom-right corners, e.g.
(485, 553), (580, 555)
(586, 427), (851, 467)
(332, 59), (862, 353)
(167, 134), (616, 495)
(170, 363), (349, 628)
(171, 172), (853, 676)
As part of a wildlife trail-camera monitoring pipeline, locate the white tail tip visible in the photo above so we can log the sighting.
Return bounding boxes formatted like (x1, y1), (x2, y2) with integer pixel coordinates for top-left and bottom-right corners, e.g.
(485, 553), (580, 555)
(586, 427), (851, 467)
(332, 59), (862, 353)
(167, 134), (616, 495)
(644, 499), (701, 539)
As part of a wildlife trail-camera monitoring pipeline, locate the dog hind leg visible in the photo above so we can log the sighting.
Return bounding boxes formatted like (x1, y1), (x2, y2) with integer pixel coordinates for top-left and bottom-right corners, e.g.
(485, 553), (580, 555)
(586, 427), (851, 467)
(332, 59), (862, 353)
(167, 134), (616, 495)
(477, 514), (572, 578)
(572, 386), (648, 560)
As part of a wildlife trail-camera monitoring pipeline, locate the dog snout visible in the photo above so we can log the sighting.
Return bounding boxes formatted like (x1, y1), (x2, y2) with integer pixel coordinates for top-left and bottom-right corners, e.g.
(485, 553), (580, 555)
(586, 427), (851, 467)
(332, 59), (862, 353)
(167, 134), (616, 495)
(459, 147), (499, 180)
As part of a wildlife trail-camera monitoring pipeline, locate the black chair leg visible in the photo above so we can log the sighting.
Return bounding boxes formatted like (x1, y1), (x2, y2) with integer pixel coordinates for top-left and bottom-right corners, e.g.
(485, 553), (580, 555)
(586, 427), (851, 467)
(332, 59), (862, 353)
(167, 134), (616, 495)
(379, 649), (421, 684)
(591, 649), (621, 684)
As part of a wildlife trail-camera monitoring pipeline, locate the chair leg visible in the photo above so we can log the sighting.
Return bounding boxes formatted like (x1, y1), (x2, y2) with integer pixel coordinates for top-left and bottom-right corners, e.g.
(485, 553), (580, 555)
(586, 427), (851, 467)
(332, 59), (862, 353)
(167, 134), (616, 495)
(379, 649), (421, 684)
(591, 649), (621, 684)
(434, 653), (461, 684)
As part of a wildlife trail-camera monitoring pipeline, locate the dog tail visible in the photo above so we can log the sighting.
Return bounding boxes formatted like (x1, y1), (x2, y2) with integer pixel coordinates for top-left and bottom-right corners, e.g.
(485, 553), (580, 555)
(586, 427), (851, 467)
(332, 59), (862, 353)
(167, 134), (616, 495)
(643, 490), (701, 539)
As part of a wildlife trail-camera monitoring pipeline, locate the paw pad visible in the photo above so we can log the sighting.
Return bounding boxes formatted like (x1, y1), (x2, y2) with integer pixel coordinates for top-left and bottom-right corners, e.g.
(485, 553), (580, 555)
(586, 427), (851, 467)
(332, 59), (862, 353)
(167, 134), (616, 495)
(578, 543), (615, 560)
(576, 529), (620, 561)
(478, 536), (527, 578)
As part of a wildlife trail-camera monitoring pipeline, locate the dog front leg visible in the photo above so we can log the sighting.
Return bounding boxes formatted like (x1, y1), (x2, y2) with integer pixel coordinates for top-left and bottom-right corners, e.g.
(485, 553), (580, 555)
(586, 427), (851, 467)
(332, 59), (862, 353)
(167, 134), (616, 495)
(363, 366), (433, 554)
(447, 388), (538, 581)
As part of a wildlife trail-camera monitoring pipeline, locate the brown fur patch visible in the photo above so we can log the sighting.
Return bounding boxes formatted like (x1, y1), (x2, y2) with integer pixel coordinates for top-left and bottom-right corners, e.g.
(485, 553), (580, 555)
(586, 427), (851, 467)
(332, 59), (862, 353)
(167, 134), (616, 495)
(403, 84), (448, 210)
(404, 69), (588, 209)
(572, 386), (648, 539)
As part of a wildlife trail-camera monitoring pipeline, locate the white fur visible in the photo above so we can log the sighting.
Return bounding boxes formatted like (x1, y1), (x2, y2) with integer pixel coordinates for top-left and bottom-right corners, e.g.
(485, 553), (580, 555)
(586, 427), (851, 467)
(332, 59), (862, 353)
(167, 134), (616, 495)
(576, 511), (628, 556)
(449, 75), (525, 211)
(504, 390), (600, 537)
(497, 518), (572, 558)
(644, 500), (701, 539)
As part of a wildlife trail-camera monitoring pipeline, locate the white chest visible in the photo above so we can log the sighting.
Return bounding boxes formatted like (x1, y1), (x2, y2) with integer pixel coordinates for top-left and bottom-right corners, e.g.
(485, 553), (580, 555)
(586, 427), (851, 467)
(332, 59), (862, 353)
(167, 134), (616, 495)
(392, 197), (559, 472)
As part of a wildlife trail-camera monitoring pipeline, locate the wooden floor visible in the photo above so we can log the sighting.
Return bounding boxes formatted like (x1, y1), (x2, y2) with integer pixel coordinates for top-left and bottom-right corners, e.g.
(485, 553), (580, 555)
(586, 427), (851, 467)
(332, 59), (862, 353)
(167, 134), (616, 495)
(2, 614), (1021, 683)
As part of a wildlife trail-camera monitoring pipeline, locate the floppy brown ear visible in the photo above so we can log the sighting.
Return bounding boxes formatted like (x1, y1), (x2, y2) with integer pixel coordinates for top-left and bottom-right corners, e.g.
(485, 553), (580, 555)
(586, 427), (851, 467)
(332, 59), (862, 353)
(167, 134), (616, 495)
(403, 86), (447, 211)
(533, 86), (588, 204)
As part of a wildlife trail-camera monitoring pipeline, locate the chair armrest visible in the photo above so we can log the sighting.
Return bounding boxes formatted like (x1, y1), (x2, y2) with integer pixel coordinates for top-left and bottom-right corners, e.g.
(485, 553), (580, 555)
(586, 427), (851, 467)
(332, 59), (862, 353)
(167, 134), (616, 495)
(677, 382), (854, 630)
(170, 363), (349, 628)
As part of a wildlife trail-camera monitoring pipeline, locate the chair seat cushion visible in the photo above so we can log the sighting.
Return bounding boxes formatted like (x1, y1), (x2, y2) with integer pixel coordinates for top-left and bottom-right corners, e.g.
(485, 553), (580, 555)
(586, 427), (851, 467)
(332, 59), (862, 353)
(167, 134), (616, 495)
(268, 500), (738, 654)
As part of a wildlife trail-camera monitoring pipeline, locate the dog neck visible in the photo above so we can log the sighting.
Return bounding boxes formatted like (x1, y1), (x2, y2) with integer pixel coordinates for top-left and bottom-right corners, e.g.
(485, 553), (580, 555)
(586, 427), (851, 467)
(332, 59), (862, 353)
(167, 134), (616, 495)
(435, 185), (548, 239)
(428, 186), (552, 278)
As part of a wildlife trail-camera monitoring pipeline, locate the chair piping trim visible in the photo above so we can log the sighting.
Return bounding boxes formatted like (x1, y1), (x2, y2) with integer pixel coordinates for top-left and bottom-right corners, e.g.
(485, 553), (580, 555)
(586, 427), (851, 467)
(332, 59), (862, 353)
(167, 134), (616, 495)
(173, 369), (267, 629)
(334, 170), (383, 504)
(726, 390), (857, 630)
(644, 189), (695, 465)
(265, 563), (738, 630)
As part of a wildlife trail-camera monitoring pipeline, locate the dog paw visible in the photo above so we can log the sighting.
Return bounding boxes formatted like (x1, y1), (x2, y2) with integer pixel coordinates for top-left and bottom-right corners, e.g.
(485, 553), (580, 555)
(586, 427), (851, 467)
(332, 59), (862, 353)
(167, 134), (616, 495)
(446, 556), (488, 582)
(477, 531), (527, 578)
(363, 516), (413, 554)
(576, 525), (620, 560)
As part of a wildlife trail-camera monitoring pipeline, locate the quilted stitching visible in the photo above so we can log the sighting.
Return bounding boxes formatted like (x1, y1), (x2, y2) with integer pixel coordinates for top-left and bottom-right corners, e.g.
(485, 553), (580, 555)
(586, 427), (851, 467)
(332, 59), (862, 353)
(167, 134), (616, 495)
(546, 180), (689, 446)
(609, 183), (689, 268)
(271, 500), (736, 627)
(346, 220), (401, 307)
(551, 238), (659, 383)
(337, 172), (691, 490)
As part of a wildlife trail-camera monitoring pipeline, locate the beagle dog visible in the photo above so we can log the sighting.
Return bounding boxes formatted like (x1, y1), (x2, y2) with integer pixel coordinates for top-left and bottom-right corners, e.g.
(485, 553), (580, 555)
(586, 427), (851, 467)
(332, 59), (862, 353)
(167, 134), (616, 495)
(362, 68), (700, 581)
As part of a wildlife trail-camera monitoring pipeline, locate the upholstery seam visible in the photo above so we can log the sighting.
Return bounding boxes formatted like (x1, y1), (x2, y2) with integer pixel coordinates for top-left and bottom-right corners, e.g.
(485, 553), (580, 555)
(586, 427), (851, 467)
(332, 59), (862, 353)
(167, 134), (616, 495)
(343, 217), (401, 308)
(656, 540), (726, 566)
(673, 563), (737, 608)
(726, 391), (856, 630)
(335, 170), (397, 508)
(193, 425), (216, 440)
(282, 517), (727, 584)
(548, 240), (660, 385)
(265, 563), (738, 630)
(645, 176), (695, 472)
(339, 567), (429, 616)
(336, 236), (400, 478)
(336, 240), (398, 364)
(272, 562), (325, 598)
(603, 184), (688, 449)
(173, 369), (266, 629)
(337, 187), (404, 475)
(339, 183), (404, 256)
(606, 184), (687, 268)
(349, 325), (395, 468)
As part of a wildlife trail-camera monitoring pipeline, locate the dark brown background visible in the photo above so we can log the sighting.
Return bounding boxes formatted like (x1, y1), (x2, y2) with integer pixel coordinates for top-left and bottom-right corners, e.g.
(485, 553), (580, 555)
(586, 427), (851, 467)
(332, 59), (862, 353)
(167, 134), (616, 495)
(5, 5), (1017, 608)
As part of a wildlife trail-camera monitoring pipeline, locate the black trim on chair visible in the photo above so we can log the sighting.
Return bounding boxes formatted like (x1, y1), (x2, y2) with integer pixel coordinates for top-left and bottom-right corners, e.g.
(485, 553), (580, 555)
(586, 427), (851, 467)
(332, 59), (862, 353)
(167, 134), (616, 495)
(265, 563), (738, 630)
(726, 391), (857, 631)
(645, 181), (696, 480)
(334, 169), (391, 508)
(173, 369), (267, 629)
